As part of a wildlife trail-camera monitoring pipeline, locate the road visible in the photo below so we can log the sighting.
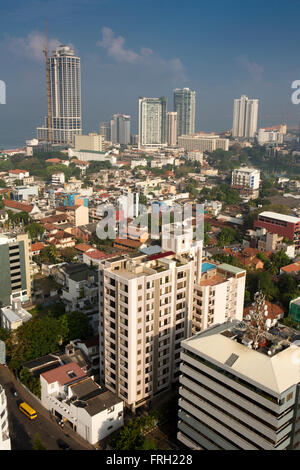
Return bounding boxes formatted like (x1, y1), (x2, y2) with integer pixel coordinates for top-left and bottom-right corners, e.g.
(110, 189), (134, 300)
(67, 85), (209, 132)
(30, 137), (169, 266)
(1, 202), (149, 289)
(0, 364), (94, 450)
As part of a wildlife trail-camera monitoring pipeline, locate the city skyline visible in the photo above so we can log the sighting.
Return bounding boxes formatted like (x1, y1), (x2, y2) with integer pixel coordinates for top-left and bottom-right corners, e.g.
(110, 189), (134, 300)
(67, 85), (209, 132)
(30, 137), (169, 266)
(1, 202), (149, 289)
(1, 0), (300, 147)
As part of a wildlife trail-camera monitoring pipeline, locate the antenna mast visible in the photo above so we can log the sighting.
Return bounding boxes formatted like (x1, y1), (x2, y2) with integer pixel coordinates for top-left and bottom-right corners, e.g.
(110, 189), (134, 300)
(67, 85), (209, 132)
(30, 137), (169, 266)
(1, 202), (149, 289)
(43, 20), (52, 144)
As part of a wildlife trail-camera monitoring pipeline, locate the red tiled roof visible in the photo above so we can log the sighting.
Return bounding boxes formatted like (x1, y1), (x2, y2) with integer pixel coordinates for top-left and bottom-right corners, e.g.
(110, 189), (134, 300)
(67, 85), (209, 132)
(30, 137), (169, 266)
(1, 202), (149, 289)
(41, 362), (87, 385)
(281, 262), (300, 273)
(9, 169), (27, 174)
(75, 243), (93, 253)
(84, 249), (116, 260)
(31, 242), (45, 252)
(114, 237), (142, 249)
(4, 199), (33, 213)
(45, 158), (62, 164)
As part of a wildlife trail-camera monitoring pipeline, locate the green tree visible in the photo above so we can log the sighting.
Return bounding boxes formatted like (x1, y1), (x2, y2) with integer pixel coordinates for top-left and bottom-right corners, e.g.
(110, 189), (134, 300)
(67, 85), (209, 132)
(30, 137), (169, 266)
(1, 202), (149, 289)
(66, 311), (93, 341)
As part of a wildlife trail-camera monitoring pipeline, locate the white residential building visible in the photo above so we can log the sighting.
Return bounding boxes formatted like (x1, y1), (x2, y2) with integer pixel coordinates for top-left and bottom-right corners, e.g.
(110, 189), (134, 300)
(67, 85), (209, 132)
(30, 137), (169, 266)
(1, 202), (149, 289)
(178, 134), (229, 152)
(138, 97), (167, 148)
(0, 385), (11, 450)
(74, 133), (105, 152)
(232, 95), (259, 138)
(257, 128), (284, 145)
(178, 318), (300, 450)
(98, 224), (246, 411)
(192, 263), (246, 334)
(187, 151), (203, 164)
(98, 242), (201, 411)
(231, 167), (260, 190)
(1, 299), (32, 331)
(40, 362), (123, 444)
(52, 172), (65, 185)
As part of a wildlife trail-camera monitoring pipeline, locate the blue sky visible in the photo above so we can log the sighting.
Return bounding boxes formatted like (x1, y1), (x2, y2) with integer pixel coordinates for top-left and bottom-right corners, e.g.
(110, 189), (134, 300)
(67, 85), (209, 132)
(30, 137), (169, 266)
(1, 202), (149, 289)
(1, 0), (300, 147)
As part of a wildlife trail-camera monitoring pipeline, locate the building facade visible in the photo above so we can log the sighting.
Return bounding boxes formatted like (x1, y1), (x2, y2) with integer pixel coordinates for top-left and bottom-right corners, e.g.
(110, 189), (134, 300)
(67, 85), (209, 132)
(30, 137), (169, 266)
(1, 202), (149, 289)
(0, 233), (31, 307)
(173, 88), (196, 137)
(254, 211), (300, 251)
(138, 97), (167, 148)
(74, 133), (104, 152)
(178, 319), (300, 450)
(37, 45), (82, 145)
(111, 114), (131, 145)
(232, 95), (259, 138)
(98, 247), (200, 411)
(178, 134), (229, 152)
(231, 167), (260, 190)
(166, 112), (178, 147)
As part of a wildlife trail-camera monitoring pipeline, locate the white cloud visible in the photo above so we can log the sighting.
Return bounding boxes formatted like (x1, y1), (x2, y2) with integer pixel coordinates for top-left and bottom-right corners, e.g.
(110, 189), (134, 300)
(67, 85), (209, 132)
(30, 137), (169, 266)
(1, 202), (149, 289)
(7, 31), (74, 62)
(97, 27), (186, 81)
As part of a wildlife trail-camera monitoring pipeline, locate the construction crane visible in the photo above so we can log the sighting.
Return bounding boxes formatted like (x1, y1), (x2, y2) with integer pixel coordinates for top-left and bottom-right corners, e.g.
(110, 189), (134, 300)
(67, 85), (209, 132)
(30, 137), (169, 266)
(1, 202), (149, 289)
(43, 20), (52, 144)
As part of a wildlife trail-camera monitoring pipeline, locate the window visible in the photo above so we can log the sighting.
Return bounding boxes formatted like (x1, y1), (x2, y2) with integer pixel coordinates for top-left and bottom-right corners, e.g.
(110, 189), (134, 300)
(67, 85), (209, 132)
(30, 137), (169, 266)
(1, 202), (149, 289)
(286, 393), (293, 402)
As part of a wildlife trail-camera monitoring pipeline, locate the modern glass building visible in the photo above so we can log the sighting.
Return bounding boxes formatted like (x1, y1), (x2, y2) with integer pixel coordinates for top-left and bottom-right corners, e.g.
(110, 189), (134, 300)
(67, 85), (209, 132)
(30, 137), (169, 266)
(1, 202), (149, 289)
(37, 45), (82, 145)
(111, 114), (131, 145)
(138, 97), (167, 148)
(173, 88), (196, 137)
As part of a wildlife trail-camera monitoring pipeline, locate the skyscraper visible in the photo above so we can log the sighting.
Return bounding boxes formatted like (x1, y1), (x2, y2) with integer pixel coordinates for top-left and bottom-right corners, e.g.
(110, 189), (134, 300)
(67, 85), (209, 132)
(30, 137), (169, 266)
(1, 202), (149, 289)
(173, 88), (196, 137)
(37, 45), (82, 145)
(232, 95), (259, 138)
(100, 122), (111, 141)
(166, 112), (178, 146)
(138, 97), (167, 148)
(111, 114), (131, 145)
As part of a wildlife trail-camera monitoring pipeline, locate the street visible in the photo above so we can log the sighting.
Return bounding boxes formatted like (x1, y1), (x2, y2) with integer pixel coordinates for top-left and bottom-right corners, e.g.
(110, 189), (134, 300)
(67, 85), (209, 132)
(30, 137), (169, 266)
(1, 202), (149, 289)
(0, 365), (94, 450)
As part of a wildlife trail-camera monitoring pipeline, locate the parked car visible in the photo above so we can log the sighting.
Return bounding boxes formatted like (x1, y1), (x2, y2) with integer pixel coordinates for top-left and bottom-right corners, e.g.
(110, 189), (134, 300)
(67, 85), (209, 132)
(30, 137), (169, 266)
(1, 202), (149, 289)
(56, 439), (71, 450)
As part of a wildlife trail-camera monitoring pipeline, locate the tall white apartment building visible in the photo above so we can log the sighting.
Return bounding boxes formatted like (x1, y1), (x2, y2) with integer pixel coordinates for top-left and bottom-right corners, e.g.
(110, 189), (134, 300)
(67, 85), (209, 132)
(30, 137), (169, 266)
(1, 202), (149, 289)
(98, 236), (203, 411)
(232, 95), (259, 138)
(231, 167), (260, 190)
(111, 114), (131, 145)
(138, 97), (167, 148)
(178, 134), (229, 152)
(74, 133), (104, 152)
(166, 112), (178, 147)
(173, 88), (196, 137)
(37, 45), (82, 145)
(178, 318), (300, 450)
(98, 219), (246, 411)
(0, 384), (11, 450)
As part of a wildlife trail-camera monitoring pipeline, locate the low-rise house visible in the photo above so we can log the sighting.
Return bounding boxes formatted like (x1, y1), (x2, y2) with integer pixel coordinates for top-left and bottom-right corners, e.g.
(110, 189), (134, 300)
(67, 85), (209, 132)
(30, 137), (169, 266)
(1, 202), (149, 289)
(3, 199), (41, 217)
(56, 205), (89, 227)
(280, 261), (300, 276)
(40, 362), (123, 444)
(56, 264), (99, 332)
(8, 169), (29, 180)
(31, 242), (46, 256)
